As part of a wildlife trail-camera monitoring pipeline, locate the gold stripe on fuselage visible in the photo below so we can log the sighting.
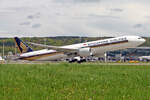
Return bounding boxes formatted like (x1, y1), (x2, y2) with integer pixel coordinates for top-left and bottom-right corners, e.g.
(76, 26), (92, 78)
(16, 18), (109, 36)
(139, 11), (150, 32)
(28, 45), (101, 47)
(21, 52), (64, 61)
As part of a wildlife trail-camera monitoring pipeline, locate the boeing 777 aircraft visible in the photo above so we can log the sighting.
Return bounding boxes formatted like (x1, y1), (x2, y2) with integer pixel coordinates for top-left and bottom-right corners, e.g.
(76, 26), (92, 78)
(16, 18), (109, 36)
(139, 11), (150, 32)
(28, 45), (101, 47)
(14, 35), (145, 62)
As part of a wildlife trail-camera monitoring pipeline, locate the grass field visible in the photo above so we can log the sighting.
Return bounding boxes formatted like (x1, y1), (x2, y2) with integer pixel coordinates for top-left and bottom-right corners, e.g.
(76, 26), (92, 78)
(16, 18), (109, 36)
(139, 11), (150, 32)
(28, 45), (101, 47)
(0, 63), (150, 100)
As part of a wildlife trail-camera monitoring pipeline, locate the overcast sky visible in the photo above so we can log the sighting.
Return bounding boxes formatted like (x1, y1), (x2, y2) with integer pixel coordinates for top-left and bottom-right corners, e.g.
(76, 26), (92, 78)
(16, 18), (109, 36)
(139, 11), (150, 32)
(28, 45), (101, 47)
(0, 0), (150, 37)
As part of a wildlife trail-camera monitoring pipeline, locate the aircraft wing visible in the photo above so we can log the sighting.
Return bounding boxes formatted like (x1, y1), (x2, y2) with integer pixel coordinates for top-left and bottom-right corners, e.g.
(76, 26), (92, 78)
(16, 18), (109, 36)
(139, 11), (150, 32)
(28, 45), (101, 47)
(28, 42), (78, 53)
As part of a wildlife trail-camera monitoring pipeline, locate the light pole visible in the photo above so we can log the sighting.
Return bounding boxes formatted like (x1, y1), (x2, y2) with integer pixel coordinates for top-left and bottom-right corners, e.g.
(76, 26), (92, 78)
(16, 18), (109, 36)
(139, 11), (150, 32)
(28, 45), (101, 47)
(15, 43), (17, 55)
(2, 40), (4, 58)
(44, 38), (47, 48)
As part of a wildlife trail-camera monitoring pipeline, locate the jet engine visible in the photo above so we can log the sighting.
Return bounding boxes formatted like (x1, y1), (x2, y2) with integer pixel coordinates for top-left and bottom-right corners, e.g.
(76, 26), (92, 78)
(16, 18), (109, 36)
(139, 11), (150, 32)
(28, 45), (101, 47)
(78, 47), (92, 57)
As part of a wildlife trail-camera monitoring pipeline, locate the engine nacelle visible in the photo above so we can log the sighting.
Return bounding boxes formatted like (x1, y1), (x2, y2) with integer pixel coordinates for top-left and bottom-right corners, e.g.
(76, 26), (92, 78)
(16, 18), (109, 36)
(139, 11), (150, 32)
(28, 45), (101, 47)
(78, 48), (92, 57)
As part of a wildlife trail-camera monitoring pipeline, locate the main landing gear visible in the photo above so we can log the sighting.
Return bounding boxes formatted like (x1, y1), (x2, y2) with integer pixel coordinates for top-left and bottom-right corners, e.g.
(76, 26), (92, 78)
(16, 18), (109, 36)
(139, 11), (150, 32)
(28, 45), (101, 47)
(68, 56), (86, 63)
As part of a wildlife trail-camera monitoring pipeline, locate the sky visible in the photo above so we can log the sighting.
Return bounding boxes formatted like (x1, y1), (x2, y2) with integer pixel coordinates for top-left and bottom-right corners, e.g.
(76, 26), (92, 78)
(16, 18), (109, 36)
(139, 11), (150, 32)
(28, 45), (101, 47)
(0, 0), (150, 37)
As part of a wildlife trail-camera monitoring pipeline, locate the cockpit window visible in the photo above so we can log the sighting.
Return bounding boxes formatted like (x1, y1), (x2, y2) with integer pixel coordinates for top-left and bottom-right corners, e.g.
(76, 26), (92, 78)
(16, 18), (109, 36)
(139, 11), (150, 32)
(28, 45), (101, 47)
(138, 37), (141, 39)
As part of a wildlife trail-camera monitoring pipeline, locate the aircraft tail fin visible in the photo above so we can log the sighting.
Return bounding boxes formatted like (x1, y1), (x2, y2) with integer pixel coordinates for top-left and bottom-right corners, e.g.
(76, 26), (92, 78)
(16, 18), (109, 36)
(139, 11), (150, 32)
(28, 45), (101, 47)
(14, 37), (33, 53)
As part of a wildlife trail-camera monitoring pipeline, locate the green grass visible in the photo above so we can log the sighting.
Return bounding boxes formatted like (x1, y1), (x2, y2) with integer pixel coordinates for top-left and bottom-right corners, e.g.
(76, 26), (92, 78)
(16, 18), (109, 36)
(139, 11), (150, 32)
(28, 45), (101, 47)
(0, 63), (150, 100)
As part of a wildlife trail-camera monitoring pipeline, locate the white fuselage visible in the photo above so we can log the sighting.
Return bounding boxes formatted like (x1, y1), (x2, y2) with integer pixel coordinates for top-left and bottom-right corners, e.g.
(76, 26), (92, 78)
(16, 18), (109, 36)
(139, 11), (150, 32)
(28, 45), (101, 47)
(19, 35), (145, 61)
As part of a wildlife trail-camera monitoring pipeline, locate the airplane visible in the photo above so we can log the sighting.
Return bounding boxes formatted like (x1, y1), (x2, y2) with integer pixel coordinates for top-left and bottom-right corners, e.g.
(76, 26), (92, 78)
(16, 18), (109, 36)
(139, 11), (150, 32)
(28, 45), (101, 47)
(14, 35), (145, 63)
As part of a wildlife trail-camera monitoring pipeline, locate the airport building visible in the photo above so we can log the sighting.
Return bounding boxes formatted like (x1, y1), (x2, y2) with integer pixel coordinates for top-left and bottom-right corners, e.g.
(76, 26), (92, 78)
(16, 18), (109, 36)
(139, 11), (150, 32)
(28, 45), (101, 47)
(106, 47), (150, 62)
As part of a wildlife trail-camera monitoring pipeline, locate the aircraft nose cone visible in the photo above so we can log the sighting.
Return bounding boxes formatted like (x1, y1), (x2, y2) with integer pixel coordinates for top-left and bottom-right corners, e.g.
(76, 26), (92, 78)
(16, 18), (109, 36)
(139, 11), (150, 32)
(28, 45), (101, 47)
(141, 38), (146, 43)
(143, 38), (146, 42)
